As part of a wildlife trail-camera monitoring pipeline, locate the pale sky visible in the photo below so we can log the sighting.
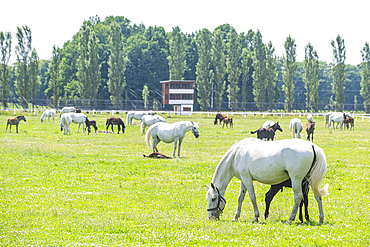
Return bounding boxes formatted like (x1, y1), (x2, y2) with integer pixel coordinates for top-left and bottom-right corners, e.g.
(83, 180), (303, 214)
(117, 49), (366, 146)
(1, 0), (369, 65)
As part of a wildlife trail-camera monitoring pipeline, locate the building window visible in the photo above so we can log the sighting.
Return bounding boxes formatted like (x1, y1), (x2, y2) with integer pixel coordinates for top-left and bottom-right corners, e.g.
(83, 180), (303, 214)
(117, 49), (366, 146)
(166, 83), (169, 89)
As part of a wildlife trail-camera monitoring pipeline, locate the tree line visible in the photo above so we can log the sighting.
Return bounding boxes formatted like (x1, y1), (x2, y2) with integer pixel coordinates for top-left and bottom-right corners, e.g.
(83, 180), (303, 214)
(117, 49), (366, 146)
(1, 15), (370, 112)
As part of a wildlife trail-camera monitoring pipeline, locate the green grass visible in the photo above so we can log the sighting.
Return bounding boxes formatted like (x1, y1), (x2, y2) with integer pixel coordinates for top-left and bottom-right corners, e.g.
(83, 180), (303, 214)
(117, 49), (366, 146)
(0, 112), (369, 246)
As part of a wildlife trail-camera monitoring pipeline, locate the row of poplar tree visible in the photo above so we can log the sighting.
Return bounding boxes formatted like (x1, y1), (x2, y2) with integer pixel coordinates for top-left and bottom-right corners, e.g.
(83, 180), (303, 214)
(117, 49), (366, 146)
(1, 15), (370, 112)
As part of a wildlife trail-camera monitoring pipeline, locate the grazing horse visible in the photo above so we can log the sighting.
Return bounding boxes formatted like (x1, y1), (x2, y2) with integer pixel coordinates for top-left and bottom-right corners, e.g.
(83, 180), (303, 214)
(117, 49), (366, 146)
(84, 116), (98, 134)
(328, 112), (349, 131)
(324, 112), (334, 127)
(214, 113), (226, 125)
(222, 117), (233, 129)
(250, 122), (283, 141)
(306, 122), (315, 141)
(289, 118), (303, 138)
(65, 113), (87, 133)
(106, 117), (125, 134)
(40, 109), (56, 123)
(140, 115), (166, 135)
(343, 116), (354, 131)
(265, 178), (310, 223)
(6, 115), (26, 133)
(59, 107), (76, 117)
(145, 121), (200, 157)
(60, 114), (72, 135)
(126, 111), (149, 125)
(206, 138), (329, 224)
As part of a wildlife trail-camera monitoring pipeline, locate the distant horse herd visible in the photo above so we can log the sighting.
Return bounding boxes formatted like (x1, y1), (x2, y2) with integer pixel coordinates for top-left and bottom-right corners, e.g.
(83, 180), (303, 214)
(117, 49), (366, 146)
(6, 109), (358, 224)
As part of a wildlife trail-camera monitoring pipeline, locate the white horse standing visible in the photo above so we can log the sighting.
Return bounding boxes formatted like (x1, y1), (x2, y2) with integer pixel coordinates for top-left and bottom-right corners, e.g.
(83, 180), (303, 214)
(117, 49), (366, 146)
(289, 118), (303, 138)
(145, 121), (200, 157)
(59, 107), (76, 117)
(324, 112), (334, 127)
(205, 138), (329, 224)
(328, 112), (350, 130)
(40, 109), (56, 123)
(140, 115), (166, 135)
(60, 114), (72, 135)
(61, 113), (87, 133)
(127, 111), (149, 125)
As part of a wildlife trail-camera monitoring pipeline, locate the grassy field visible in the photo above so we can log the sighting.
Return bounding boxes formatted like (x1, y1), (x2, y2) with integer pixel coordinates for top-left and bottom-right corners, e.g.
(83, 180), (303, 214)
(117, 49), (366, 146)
(0, 111), (369, 246)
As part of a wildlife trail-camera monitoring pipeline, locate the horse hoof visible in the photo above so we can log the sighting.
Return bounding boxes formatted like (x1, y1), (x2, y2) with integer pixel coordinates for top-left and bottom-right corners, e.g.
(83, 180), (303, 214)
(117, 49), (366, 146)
(285, 220), (292, 224)
(232, 217), (239, 222)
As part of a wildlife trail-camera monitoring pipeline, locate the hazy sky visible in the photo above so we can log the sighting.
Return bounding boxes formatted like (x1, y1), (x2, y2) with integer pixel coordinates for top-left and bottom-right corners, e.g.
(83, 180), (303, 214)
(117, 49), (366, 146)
(1, 0), (369, 65)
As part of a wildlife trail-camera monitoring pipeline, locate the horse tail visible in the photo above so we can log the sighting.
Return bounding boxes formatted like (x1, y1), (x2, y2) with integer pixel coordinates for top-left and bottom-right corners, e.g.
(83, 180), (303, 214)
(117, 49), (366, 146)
(308, 145), (329, 197)
(251, 129), (258, 134)
(126, 113), (130, 125)
(145, 127), (152, 150)
(291, 123), (296, 138)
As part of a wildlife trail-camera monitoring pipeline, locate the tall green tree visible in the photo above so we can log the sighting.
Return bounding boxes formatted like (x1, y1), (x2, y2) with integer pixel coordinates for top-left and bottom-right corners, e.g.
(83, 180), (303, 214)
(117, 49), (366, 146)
(266, 41), (277, 111)
(360, 42), (370, 113)
(0, 31), (12, 107)
(252, 30), (267, 111)
(108, 21), (127, 108)
(226, 27), (241, 110)
(89, 29), (101, 108)
(282, 35), (297, 112)
(304, 43), (320, 111)
(46, 45), (62, 107)
(212, 29), (226, 110)
(168, 26), (186, 80)
(195, 28), (213, 111)
(29, 48), (40, 109)
(331, 35), (346, 111)
(15, 25), (32, 109)
(240, 48), (250, 109)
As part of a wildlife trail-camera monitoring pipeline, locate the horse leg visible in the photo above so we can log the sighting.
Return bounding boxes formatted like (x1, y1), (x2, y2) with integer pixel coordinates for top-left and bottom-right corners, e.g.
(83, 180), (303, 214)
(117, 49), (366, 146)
(314, 193), (325, 224)
(16, 124), (18, 134)
(117, 125), (121, 134)
(232, 182), (247, 221)
(240, 176), (260, 223)
(286, 178), (303, 223)
(177, 139), (183, 157)
(173, 138), (179, 157)
(302, 180), (310, 222)
(111, 124), (115, 134)
(264, 185), (281, 220)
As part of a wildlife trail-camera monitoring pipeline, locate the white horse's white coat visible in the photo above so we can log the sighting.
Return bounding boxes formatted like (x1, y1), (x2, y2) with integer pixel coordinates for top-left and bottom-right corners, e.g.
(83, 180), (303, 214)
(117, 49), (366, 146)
(328, 112), (350, 130)
(262, 120), (275, 129)
(140, 115), (166, 135)
(145, 121), (199, 157)
(60, 114), (72, 135)
(307, 114), (314, 123)
(324, 112), (335, 127)
(126, 111), (150, 125)
(62, 113), (87, 133)
(59, 107), (76, 117)
(40, 109), (56, 123)
(289, 118), (303, 138)
(205, 138), (328, 224)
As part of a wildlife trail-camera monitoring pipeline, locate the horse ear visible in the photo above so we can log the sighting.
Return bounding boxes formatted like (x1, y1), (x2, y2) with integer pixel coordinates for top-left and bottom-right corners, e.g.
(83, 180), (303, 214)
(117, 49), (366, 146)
(191, 121), (194, 124)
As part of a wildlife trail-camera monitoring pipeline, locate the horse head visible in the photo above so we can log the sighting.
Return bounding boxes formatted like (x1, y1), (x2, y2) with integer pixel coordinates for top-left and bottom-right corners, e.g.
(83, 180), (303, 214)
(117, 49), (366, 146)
(206, 183), (226, 220)
(274, 122), (283, 132)
(191, 121), (200, 138)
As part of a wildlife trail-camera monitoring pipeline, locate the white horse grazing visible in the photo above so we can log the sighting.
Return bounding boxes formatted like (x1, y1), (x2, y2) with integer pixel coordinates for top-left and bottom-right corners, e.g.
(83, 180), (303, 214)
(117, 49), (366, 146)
(262, 120), (275, 129)
(289, 118), (303, 138)
(328, 112), (350, 131)
(206, 138), (329, 224)
(60, 114), (72, 135)
(145, 121), (200, 157)
(140, 115), (166, 135)
(62, 113), (87, 133)
(127, 111), (149, 125)
(307, 114), (314, 123)
(59, 107), (76, 117)
(40, 109), (56, 123)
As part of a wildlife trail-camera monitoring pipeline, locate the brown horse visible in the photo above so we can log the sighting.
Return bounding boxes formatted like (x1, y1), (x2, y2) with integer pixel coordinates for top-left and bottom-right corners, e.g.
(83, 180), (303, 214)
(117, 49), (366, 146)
(106, 117), (125, 134)
(250, 122), (283, 141)
(143, 152), (172, 159)
(85, 116), (98, 134)
(6, 115), (26, 133)
(214, 113), (227, 125)
(222, 117), (233, 129)
(306, 122), (315, 141)
(343, 117), (354, 131)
